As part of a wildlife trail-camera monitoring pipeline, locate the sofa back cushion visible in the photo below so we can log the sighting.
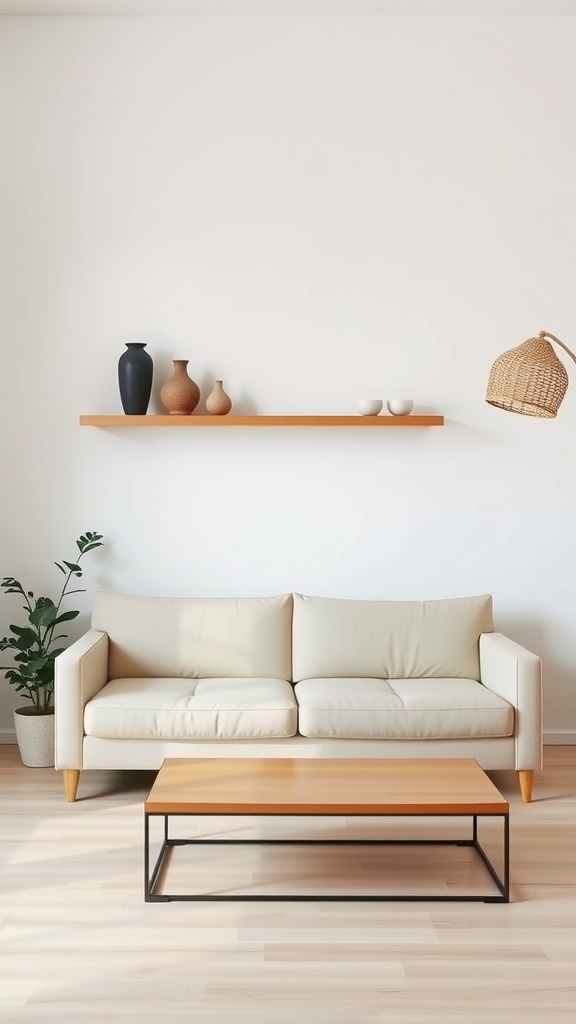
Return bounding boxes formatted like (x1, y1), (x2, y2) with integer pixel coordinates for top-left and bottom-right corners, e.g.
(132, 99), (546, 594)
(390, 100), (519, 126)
(292, 593), (493, 682)
(92, 592), (293, 680)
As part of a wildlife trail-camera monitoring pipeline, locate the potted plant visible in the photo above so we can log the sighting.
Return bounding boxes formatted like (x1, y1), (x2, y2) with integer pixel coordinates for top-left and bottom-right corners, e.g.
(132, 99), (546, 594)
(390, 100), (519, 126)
(0, 531), (104, 767)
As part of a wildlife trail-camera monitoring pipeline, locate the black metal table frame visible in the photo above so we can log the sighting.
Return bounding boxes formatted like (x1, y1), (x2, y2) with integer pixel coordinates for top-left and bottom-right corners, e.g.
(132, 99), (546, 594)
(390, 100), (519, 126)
(144, 811), (509, 903)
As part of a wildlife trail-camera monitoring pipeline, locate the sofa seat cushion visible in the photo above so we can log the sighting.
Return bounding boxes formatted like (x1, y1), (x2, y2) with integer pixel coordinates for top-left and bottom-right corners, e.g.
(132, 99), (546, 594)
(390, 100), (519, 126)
(294, 678), (514, 740)
(84, 677), (297, 740)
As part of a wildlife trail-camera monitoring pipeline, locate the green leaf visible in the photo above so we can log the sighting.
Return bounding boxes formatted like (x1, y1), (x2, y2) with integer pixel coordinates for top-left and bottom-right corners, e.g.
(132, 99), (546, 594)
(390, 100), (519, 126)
(63, 561), (82, 574)
(9, 626), (37, 649)
(1, 577), (22, 590)
(52, 610), (79, 625)
(30, 604), (57, 628)
(54, 562), (67, 575)
(35, 668), (55, 686)
(77, 533), (104, 554)
(26, 655), (51, 674)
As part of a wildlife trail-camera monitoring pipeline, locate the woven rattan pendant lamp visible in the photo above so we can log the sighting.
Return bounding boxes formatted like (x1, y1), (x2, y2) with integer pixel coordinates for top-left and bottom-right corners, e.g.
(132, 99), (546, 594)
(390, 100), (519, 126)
(486, 330), (576, 418)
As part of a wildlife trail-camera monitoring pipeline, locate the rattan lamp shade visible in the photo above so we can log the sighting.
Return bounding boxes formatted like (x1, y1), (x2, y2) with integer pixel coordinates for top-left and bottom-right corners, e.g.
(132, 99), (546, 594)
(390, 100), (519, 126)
(486, 330), (576, 418)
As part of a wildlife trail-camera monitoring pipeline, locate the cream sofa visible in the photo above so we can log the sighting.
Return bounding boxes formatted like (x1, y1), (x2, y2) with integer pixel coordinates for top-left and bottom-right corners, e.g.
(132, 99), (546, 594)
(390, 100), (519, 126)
(54, 591), (542, 803)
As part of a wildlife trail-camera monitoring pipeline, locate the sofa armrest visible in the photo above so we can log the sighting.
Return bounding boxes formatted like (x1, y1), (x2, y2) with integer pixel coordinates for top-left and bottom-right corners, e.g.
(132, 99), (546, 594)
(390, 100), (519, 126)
(479, 632), (542, 770)
(54, 630), (109, 770)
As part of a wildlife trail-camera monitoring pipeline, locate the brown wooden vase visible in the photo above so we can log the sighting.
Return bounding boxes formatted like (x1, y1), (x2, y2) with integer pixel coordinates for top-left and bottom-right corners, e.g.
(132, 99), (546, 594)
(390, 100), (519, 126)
(160, 360), (200, 415)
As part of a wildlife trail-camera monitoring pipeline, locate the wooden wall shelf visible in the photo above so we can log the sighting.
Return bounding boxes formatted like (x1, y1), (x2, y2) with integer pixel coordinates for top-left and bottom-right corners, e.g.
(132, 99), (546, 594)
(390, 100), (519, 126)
(79, 414), (444, 427)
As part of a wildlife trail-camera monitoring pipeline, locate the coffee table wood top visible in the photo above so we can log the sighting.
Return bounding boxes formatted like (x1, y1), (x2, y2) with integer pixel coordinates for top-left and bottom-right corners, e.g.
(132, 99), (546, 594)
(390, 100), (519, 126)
(145, 758), (508, 816)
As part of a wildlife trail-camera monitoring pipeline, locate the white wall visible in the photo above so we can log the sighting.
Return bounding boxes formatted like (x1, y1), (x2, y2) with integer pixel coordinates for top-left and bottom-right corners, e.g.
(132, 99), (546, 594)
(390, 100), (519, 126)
(1, 14), (575, 741)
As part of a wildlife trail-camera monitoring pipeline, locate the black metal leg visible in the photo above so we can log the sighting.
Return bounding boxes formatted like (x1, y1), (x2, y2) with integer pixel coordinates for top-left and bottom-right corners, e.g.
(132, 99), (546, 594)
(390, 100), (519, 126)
(144, 813), (150, 900)
(503, 813), (510, 901)
(144, 812), (171, 902)
(473, 814), (509, 903)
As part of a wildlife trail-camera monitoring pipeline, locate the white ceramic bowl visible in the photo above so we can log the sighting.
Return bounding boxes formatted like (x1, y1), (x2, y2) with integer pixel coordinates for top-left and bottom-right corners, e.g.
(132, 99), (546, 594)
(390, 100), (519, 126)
(357, 399), (383, 416)
(387, 399), (414, 416)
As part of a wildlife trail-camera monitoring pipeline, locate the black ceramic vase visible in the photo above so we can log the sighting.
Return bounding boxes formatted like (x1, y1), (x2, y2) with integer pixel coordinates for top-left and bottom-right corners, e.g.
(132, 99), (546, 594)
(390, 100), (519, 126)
(118, 343), (154, 415)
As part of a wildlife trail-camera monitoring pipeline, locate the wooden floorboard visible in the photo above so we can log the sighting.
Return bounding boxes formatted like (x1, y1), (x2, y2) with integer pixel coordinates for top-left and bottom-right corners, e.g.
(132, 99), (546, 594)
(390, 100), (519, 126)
(0, 746), (575, 1023)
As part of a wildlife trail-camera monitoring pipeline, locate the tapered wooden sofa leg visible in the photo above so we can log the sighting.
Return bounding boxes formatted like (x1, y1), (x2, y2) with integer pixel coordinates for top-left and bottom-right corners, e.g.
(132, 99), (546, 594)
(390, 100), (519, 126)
(63, 770), (80, 803)
(518, 769), (533, 803)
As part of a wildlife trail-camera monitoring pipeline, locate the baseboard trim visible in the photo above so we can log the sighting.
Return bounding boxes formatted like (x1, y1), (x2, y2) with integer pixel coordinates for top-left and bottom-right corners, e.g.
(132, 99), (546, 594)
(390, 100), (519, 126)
(543, 731), (576, 745)
(0, 731), (16, 744)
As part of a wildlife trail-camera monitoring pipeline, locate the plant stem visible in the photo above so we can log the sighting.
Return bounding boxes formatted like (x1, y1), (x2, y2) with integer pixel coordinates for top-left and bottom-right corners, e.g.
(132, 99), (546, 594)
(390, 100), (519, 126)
(40, 552), (86, 649)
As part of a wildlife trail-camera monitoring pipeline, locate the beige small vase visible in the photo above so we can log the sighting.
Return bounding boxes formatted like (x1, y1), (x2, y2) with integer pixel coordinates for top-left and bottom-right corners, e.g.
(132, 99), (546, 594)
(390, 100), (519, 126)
(206, 379), (232, 415)
(160, 360), (200, 415)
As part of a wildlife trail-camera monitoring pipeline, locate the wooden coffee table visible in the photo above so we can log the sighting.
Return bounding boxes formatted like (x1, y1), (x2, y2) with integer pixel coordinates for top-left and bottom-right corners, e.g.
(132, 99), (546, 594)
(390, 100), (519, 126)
(144, 757), (509, 903)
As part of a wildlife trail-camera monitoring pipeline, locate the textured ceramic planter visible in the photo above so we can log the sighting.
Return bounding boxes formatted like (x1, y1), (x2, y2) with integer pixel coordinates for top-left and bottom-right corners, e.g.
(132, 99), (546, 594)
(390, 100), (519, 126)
(14, 707), (55, 768)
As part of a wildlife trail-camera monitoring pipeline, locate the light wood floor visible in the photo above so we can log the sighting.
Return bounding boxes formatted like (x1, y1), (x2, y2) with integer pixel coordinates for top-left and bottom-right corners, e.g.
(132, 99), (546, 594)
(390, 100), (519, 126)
(1, 746), (575, 1024)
